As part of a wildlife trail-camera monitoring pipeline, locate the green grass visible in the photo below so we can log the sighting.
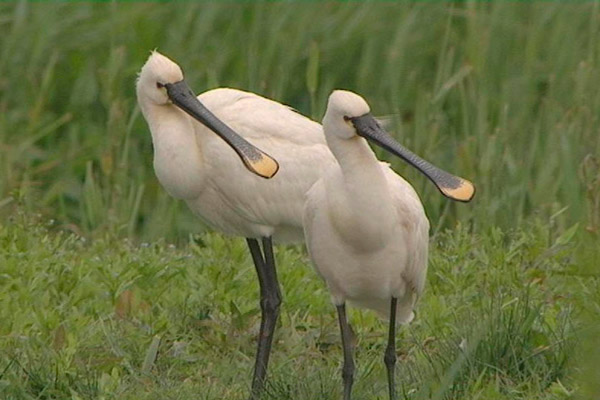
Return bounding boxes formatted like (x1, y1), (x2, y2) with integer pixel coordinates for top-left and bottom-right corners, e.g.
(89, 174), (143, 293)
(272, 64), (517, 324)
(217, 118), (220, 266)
(1, 2), (599, 238)
(0, 2), (599, 399)
(0, 214), (594, 400)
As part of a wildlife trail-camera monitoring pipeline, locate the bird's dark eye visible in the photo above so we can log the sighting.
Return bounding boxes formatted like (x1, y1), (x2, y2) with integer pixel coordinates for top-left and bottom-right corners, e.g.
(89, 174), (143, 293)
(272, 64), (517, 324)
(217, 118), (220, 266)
(156, 82), (165, 89)
(343, 116), (351, 121)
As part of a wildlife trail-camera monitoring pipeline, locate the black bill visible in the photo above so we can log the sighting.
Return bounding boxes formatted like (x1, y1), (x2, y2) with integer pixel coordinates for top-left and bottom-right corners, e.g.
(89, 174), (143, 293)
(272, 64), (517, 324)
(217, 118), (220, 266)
(165, 80), (279, 179)
(350, 113), (475, 202)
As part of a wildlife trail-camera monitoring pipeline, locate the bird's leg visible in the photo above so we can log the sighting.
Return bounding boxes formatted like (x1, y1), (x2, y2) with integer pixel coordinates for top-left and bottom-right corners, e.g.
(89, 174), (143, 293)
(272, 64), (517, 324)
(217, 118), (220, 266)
(246, 237), (282, 400)
(336, 303), (355, 400)
(384, 297), (398, 400)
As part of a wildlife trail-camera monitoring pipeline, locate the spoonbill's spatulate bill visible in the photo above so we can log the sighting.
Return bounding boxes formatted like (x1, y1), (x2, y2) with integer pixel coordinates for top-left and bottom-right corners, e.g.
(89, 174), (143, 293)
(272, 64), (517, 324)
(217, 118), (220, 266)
(303, 90), (475, 400)
(136, 51), (335, 399)
(350, 114), (475, 202)
(164, 80), (279, 179)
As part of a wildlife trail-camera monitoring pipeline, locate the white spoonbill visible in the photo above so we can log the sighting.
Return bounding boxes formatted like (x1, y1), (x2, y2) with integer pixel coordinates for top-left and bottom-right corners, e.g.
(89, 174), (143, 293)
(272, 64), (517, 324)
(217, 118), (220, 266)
(303, 90), (475, 400)
(136, 51), (335, 398)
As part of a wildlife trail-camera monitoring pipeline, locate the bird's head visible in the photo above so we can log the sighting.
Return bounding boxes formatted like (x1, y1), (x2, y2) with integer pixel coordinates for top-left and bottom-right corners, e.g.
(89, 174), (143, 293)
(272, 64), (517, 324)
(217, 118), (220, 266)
(136, 51), (279, 179)
(323, 90), (475, 202)
(323, 90), (371, 140)
(136, 51), (184, 106)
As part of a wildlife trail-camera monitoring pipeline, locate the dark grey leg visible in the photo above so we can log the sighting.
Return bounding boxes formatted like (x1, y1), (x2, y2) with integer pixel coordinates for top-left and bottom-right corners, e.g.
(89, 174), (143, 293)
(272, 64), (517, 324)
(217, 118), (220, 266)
(384, 297), (398, 400)
(246, 237), (281, 400)
(336, 303), (355, 400)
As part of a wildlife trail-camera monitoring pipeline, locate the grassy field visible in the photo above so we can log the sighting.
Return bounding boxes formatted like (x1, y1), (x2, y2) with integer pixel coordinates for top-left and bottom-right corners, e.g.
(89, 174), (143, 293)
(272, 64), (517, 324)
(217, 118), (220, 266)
(0, 2), (599, 399)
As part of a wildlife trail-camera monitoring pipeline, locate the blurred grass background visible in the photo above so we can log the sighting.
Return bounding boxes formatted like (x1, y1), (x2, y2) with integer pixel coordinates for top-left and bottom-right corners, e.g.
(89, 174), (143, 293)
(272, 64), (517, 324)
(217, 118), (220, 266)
(0, 2), (599, 399)
(1, 2), (599, 239)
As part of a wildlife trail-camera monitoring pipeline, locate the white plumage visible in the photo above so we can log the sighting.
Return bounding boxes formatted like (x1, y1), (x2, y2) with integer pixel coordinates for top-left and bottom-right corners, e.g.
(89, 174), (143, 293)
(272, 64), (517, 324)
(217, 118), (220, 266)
(303, 90), (440, 400)
(303, 90), (429, 322)
(136, 53), (472, 400)
(305, 165), (429, 321)
(135, 51), (337, 399)
(137, 52), (335, 242)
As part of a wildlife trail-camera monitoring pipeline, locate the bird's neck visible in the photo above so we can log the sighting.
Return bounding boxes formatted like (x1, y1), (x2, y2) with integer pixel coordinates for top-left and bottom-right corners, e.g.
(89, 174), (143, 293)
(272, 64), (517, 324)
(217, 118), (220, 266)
(327, 134), (385, 188)
(326, 135), (396, 251)
(142, 103), (207, 200)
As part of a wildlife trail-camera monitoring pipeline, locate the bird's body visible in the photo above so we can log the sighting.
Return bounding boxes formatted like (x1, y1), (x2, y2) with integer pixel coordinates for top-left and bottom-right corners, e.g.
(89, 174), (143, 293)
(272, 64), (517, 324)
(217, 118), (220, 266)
(141, 86), (334, 242)
(304, 91), (430, 324)
(136, 51), (339, 399)
(137, 53), (473, 400)
(303, 90), (474, 400)
(305, 160), (428, 321)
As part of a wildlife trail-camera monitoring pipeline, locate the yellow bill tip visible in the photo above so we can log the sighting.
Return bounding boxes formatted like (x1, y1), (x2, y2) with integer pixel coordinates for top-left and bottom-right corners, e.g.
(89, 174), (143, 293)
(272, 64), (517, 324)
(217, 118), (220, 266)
(245, 152), (280, 179)
(441, 179), (476, 202)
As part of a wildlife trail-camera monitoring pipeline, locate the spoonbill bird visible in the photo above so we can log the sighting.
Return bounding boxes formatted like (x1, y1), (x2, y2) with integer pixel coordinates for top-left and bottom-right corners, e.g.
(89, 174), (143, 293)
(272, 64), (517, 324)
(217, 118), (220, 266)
(303, 90), (475, 400)
(136, 51), (335, 398)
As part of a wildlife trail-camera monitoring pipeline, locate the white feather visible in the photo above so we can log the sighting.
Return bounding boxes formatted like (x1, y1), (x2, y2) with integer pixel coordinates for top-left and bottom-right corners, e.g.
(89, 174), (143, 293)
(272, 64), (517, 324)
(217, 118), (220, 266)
(303, 90), (429, 322)
(137, 55), (336, 243)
